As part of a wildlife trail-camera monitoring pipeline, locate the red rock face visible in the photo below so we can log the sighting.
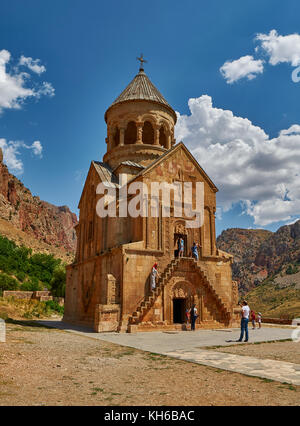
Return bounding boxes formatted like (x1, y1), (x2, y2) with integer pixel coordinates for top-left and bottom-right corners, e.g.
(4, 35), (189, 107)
(217, 222), (300, 294)
(0, 161), (78, 252)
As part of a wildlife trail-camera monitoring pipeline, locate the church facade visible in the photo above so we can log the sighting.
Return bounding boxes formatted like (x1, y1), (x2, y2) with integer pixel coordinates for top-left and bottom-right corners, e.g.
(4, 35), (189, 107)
(64, 62), (239, 332)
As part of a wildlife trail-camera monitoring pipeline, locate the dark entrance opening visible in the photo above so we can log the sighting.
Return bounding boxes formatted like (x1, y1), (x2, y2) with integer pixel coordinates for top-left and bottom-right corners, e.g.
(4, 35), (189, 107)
(174, 233), (187, 257)
(173, 298), (186, 323)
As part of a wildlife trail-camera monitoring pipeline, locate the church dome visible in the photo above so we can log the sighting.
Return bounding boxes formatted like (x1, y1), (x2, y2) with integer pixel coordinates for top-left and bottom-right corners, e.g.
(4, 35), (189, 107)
(103, 58), (177, 169)
(105, 68), (176, 123)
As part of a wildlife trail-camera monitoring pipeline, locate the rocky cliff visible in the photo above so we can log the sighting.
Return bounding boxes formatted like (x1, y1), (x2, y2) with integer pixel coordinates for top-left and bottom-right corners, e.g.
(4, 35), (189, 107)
(217, 221), (300, 293)
(0, 149), (77, 256)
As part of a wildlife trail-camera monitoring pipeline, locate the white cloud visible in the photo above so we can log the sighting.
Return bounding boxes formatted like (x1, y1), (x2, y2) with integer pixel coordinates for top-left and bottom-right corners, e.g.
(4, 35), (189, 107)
(285, 217), (300, 226)
(256, 29), (300, 66)
(22, 140), (43, 158)
(220, 30), (300, 83)
(220, 55), (264, 83)
(175, 95), (300, 226)
(0, 139), (43, 174)
(0, 49), (54, 113)
(36, 81), (55, 98)
(19, 55), (46, 75)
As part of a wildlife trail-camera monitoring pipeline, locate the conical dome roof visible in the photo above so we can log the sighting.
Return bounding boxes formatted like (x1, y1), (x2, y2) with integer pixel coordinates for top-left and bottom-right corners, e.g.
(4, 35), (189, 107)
(105, 68), (176, 121)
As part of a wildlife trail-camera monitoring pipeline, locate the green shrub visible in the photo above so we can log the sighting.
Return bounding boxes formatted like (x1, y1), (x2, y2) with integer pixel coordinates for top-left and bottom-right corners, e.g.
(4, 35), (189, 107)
(45, 299), (64, 315)
(286, 264), (299, 275)
(16, 271), (26, 282)
(0, 273), (19, 291)
(20, 277), (42, 291)
(49, 265), (66, 297)
(0, 235), (64, 289)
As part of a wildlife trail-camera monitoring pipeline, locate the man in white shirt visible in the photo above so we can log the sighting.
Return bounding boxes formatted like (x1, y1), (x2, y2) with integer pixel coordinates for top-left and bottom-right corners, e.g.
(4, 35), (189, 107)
(237, 300), (250, 342)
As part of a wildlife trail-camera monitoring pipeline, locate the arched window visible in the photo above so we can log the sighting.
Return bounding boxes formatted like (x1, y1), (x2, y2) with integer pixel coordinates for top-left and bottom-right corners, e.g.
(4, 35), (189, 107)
(113, 127), (120, 148)
(159, 126), (167, 148)
(142, 121), (154, 144)
(124, 121), (137, 145)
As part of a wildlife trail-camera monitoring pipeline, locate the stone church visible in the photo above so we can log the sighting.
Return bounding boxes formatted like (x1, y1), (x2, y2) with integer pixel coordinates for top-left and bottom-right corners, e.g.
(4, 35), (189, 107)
(64, 60), (239, 332)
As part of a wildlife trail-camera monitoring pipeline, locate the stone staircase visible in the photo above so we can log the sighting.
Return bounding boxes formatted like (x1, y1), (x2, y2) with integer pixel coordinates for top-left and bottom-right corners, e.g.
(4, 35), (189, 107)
(127, 257), (180, 327)
(126, 257), (232, 330)
(192, 258), (232, 321)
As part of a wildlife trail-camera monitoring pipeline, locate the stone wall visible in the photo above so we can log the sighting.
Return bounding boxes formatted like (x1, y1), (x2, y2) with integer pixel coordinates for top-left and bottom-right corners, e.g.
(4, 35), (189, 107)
(262, 317), (293, 325)
(2, 290), (58, 303)
(3, 291), (33, 300)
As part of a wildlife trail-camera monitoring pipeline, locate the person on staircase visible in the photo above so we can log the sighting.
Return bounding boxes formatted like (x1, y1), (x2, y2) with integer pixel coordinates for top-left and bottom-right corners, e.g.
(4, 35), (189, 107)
(191, 242), (200, 261)
(177, 237), (184, 258)
(150, 263), (159, 291)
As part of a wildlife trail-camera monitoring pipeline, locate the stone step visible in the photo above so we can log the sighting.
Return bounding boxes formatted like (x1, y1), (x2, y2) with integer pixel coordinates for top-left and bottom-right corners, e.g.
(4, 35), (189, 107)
(129, 256), (234, 327)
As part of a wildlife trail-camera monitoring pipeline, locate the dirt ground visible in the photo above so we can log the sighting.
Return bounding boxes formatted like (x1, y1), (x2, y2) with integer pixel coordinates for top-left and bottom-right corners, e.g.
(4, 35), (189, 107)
(0, 322), (299, 406)
(212, 340), (300, 364)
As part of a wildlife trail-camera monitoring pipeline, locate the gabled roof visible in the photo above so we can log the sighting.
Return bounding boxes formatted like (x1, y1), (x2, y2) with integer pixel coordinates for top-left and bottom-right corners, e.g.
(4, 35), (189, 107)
(114, 160), (145, 171)
(105, 69), (176, 121)
(78, 161), (119, 208)
(92, 161), (119, 186)
(78, 143), (218, 209)
(128, 142), (218, 192)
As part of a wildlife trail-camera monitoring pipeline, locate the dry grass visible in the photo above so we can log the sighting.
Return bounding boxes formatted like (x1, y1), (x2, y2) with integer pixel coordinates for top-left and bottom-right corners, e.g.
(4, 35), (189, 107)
(245, 282), (300, 319)
(211, 340), (300, 364)
(0, 322), (299, 406)
(0, 297), (62, 321)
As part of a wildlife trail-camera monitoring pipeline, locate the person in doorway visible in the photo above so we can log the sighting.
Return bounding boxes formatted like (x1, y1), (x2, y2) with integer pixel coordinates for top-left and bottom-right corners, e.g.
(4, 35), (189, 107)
(257, 312), (262, 329)
(251, 310), (256, 329)
(190, 304), (198, 331)
(237, 300), (250, 342)
(177, 237), (184, 258)
(191, 242), (199, 261)
(150, 263), (159, 291)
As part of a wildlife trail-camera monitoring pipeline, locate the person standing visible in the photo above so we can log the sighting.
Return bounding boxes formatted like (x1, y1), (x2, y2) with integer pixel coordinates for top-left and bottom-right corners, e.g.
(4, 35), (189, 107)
(190, 304), (198, 331)
(257, 312), (262, 329)
(251, 310), (256, 329)
(185, 308), (190, 325)
(237, 300), (250, 342)
(150, 263), (159, 291)
(177, 237), (184, 258)
(191, 242), (199, 261)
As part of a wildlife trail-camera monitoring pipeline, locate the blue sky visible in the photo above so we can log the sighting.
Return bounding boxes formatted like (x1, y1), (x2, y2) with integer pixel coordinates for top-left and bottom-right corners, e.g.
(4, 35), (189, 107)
(1, 0), (300, 236)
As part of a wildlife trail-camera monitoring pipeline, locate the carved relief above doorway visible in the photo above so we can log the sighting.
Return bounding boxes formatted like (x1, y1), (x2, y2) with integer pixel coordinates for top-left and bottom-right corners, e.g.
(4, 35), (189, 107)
(166, 279), (200, 324)
(174, 222), (187, 235)
(174, 221), (189, 257)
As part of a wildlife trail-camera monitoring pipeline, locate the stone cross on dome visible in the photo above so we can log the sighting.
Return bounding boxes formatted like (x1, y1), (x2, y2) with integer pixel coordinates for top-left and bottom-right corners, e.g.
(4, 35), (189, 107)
(136, 53), (147, 71)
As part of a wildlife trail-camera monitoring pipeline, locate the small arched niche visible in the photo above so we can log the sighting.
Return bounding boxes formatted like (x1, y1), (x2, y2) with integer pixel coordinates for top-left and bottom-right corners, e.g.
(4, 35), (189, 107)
(159, 126), (167, 148)
(142, 121), (154, 144)
(124, 121), (137, 145)
(113, 127), (120, 148)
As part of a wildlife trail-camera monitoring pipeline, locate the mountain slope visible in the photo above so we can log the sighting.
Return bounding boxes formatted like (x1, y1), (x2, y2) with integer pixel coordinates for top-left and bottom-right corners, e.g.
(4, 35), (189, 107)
(245, 280), (300, 319)
(217, 220), (300, 294)
(0, 150), (77, 258)
(216, 228), (272, 292)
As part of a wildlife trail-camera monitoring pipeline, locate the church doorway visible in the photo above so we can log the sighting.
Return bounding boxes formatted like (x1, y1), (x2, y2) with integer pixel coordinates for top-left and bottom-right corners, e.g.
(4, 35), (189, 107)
(173, 298), (186, 323)
(174, 233), (187, 257)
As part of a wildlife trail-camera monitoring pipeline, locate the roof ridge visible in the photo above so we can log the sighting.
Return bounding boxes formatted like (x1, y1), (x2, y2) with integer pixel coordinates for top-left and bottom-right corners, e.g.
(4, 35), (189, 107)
(108, 70), (173, 111)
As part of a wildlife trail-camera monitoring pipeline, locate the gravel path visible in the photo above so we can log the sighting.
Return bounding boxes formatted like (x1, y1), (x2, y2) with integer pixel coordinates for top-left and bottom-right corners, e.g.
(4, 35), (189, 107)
(0, 322), (299, 406)
(212, 341), (300, 364)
